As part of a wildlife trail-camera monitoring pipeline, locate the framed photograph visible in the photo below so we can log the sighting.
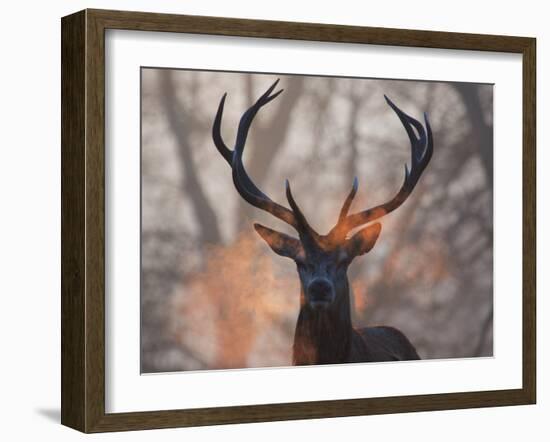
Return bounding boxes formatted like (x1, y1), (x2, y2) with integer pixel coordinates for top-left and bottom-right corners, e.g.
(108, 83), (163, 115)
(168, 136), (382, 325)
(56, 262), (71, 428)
(61, 9), (536, 433)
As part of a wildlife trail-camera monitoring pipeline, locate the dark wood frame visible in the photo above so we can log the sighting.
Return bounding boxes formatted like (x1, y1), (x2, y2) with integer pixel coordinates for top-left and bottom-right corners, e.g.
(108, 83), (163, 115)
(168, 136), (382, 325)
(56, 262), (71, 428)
(61, 8), (536, 433)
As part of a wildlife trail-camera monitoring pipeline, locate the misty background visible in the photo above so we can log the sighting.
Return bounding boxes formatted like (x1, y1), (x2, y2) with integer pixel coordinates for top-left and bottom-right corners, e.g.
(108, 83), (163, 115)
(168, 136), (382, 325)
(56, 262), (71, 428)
(140, 68), (493, 373)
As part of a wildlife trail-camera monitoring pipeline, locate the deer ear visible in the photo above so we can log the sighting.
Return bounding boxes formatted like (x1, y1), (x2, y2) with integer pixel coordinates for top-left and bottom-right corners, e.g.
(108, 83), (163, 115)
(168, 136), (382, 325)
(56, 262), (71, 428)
(344, 223), (382, 258)
(254, 223), (303, 260)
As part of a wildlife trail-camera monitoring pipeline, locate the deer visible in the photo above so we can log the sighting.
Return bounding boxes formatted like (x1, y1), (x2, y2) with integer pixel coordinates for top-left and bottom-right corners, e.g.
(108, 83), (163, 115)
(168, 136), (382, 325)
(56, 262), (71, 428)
(212, 79), (433, 365)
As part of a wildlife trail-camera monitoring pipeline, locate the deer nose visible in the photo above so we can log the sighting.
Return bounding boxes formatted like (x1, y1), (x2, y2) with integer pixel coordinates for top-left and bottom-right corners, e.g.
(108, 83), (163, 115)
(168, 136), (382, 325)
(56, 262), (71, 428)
(307, 278), (334, 306)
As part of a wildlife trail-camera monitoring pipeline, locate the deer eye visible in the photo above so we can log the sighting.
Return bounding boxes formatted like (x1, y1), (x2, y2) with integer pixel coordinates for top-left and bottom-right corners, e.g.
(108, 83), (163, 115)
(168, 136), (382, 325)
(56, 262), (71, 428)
(335, 249), (350, 267)
(296, 259), (316, 274)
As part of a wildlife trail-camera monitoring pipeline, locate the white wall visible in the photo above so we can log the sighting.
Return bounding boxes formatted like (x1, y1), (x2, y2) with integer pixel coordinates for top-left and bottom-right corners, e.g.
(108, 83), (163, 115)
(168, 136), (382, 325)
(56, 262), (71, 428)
(0, 1), (546, 440)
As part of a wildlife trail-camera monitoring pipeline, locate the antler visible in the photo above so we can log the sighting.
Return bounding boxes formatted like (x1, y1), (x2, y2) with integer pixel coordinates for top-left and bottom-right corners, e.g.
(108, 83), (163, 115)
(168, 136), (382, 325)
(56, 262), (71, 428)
(328, 95), (433, 241)
(213, 79), (320, 241)
(214, 82), (432, 247)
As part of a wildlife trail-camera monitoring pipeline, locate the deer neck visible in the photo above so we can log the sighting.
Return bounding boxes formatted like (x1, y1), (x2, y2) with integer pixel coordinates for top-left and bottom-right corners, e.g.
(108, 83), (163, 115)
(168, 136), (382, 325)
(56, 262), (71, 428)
(292, 282), (353, 365)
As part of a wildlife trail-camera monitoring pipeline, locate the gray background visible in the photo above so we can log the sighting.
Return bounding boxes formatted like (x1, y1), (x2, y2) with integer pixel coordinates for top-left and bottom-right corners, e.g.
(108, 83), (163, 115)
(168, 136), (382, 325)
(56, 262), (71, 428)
(141, 68), (493, 372)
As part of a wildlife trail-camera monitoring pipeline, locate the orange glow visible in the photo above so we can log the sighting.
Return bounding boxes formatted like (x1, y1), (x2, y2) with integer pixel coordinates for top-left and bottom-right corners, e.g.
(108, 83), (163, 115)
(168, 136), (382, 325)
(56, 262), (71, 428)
(169, 231), (298, 369)
(352, 280), (369, 314)
(169, 228), (451, 369)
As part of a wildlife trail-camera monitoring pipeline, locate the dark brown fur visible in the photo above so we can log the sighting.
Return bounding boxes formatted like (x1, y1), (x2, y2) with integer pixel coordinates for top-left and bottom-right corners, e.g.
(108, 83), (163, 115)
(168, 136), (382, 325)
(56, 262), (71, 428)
(292, 286), (419, 365)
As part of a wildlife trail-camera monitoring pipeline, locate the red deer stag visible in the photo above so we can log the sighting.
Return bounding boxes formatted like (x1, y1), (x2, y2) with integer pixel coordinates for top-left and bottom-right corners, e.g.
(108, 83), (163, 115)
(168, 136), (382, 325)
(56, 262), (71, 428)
(212, 79), (433, 365)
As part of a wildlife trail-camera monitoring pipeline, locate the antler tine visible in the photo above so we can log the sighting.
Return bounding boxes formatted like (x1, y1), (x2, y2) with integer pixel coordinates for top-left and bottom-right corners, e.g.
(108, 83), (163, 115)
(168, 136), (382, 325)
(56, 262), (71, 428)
(212, 93), (232, 163)
(384, 95), (433, 191)
(213, 91), (272, 203)
(330, 97), (433, 239)
(338, 177), (359, 223)
(285, 180), (320, 242)
(213, 79), (300, 230)
(235, 79), (283, 150)
(213, 79), (283, 165)
(232, 155), (298, 229)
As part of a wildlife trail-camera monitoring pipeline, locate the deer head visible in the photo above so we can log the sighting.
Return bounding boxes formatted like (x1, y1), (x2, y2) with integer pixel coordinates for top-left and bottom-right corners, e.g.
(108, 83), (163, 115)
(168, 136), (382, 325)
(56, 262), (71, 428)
(212, 79), (433, 312)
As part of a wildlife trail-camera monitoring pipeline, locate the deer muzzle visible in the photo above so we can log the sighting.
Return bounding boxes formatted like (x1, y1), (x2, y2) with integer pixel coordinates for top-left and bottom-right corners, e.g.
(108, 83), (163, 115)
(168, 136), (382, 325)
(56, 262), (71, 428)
(307, 278), (335, 308)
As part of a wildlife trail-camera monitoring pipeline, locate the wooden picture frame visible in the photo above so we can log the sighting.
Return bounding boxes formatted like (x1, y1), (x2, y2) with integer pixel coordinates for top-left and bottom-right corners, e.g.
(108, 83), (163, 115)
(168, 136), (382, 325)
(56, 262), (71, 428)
(61, 8), (536, 433)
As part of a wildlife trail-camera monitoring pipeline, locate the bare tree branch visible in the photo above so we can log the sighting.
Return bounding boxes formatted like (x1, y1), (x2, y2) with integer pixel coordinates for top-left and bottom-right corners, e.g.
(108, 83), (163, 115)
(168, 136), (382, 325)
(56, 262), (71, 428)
(158, 70), (222, 245)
